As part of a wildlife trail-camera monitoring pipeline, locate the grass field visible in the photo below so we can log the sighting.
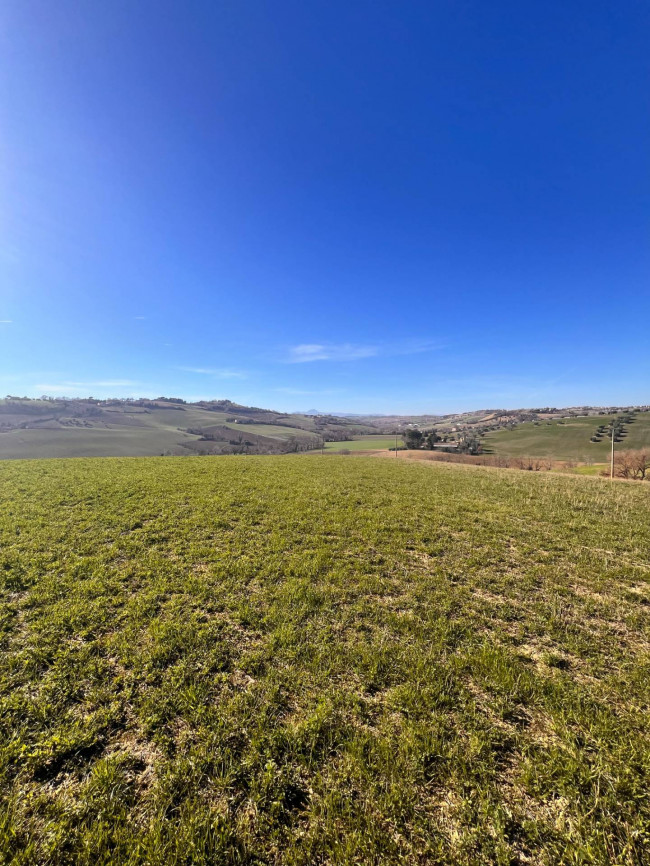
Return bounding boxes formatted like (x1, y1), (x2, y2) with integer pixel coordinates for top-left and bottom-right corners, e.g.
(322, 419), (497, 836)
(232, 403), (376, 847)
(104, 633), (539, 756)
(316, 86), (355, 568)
(483, 412), (650, 460)
(571, 464), (609, 477)
(222, 423), (316, 442)
(0, 427), (197, 459)
(0, 401), (333, 459)
(323, 436), (397, 451)
(0, 416), (320, 460)
(1, 456), (649, 864)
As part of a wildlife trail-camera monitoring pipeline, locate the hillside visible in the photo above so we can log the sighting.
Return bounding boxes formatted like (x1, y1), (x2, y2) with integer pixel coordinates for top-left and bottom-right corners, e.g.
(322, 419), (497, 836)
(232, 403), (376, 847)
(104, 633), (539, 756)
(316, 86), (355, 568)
(4, 398), (650, 462)
(483, 411), (650, 460)
(1, 455), (649, 863)
(0, 398), (377, 459)
(356, 408), (565, 433)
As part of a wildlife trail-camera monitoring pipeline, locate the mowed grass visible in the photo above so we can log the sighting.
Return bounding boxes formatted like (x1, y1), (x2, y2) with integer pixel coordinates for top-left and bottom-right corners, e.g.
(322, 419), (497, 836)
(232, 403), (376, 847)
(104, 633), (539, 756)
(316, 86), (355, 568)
(483, 412), (650, 460)
(1, 456), (649, 864)
(323, 436), (397, 451)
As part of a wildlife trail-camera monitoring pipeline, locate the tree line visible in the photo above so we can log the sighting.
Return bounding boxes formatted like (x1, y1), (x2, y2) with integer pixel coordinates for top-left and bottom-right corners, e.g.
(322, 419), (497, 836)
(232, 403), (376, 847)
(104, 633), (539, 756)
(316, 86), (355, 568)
(402, 428), (481, 455)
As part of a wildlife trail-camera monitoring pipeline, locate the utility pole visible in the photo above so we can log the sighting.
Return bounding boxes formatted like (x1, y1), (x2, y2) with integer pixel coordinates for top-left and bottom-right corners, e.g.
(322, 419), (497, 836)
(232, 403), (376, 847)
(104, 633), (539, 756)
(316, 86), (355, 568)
(610, 419), (615, 480)
(395, 431), (398, 457)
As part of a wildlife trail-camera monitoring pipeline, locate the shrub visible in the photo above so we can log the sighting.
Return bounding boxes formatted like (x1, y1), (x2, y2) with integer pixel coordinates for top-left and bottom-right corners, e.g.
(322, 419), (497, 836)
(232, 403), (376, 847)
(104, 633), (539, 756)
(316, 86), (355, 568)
(615, 450), (650, 481)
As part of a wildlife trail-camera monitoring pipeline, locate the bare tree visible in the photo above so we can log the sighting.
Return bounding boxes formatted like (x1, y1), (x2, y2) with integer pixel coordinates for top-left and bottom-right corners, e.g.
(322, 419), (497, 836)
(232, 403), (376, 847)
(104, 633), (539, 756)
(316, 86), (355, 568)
(615, 450), (650, 480)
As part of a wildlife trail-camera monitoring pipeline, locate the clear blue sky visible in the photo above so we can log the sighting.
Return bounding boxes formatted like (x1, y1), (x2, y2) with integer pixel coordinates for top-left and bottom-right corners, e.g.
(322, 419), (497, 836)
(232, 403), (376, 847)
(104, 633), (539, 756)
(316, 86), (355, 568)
(1, 1), (648, 414)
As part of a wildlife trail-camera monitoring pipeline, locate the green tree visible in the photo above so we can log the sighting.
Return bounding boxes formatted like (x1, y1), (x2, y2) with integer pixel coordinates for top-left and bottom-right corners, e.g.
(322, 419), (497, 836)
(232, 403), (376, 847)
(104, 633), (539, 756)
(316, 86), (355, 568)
(403, 429), (424, 449)
(457, 433), (481, 455)
(425, 431), (440, 450)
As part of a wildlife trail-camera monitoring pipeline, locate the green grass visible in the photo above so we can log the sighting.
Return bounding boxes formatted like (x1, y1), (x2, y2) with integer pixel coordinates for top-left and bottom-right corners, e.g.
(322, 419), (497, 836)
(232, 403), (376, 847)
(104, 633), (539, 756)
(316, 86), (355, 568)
(323, 435), (397, 451)
(0, 403), (332, 459)
(223, 423), (317, 442)
(571, 463), (609, 477)
(1, 456), (649, 864)
(0, 427), (196, 459)
(483, 412), (650, 460)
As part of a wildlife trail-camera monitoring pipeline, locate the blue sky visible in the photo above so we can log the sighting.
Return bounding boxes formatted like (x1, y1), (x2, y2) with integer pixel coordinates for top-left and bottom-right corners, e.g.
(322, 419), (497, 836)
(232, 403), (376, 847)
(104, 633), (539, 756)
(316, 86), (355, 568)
(1, 0), (648, 414)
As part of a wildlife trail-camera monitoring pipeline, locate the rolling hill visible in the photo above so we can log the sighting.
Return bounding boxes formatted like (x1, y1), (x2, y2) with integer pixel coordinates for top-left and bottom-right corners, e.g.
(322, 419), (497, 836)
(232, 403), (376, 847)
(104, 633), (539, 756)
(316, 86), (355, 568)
(0, 398), (377, 459)
(3, 398), (650, 462)
(482, 411), (650, 460)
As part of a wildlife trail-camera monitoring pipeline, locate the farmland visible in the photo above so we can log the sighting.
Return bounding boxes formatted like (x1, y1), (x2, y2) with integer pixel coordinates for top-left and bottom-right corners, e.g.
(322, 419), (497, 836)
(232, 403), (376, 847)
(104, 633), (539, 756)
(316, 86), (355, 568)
(483, 412), (650, 461)
(0, 399), (376, 460)
(1, 455), (649, 864)
(323, 435), (398, 451)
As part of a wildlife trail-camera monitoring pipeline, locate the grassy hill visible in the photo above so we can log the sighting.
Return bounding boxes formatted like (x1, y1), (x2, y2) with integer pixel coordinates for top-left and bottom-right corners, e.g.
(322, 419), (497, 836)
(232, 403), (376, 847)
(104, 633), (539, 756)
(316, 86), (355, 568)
(1, 455), (648, 863)
(323, 435), (398, 451)
(483, 411), (650, 460)
(0, 398), (376, 459)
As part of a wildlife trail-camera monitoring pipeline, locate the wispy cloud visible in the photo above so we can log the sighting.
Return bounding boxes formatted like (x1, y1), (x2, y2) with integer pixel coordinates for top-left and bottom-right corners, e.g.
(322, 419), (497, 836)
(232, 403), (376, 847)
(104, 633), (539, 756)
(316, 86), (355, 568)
(69, 379), (138, 387)
(286, 338), (441, 363)
(390, 338), (443, 357)
(133, 316), (146, 320)
(35, 379), (139, 393)
(178, 366), (247, 379)
(287, 343), (378, 363)
(273, 387), (344, 396)
(0, 319), (12, 323)
(33, 385), (81, 394)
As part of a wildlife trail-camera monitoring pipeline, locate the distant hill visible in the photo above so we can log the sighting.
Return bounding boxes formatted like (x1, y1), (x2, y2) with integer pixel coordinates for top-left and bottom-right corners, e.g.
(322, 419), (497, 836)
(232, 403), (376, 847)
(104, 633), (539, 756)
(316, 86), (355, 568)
(3, 397), (648, 461)
(0, 397), (377, 460)
(482, 411), (650, 460)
